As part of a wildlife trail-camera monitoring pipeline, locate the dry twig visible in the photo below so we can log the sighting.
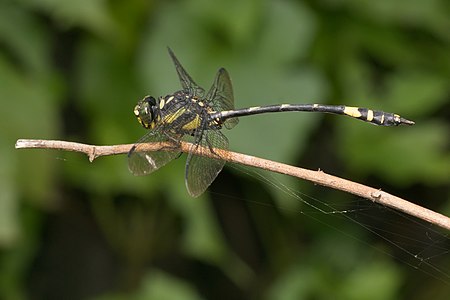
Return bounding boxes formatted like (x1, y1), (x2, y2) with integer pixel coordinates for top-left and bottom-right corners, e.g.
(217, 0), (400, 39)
(15, 138), (450, 231)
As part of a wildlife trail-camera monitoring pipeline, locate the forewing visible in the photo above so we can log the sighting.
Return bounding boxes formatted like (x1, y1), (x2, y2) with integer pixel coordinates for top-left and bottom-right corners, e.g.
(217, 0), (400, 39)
(168, 47), (204, 97)
(206, 68), (239, 129)
(185, 130), (229, 197)
(128, 130), (181, 176)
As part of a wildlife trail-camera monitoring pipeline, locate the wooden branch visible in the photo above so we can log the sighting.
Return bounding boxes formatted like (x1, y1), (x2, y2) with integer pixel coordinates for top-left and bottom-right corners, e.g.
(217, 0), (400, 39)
(15, 139), (450, 231)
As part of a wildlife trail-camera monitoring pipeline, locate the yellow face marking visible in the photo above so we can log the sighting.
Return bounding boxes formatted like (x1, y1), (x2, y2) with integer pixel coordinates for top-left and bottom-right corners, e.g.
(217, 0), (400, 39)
(343, 106), (362, 118)
(138, 116), (153, 129)
(182, 115), (201, 131)
(159, 98), (165, 109)
(366, 110), (374, 122)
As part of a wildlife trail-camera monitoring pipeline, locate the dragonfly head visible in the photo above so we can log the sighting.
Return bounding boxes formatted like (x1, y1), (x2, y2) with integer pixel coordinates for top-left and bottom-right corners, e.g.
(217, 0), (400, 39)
(134, 96), (158, 129)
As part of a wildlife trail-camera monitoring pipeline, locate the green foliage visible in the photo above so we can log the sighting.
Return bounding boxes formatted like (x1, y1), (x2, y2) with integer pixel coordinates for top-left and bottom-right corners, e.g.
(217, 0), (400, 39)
(1, 0), (449, 299)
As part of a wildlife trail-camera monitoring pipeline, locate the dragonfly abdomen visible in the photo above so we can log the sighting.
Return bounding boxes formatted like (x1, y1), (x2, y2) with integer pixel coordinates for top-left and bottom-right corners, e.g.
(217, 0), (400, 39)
(214, 103), (414, 126)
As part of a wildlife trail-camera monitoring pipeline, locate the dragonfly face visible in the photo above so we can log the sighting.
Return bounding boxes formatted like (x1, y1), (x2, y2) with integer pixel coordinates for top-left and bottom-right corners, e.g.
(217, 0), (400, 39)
(134, 96), (159, 129)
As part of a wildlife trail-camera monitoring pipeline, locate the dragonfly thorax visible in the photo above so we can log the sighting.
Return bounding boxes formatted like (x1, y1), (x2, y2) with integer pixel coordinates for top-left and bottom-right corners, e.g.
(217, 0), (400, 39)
(156, 91), (221, 133)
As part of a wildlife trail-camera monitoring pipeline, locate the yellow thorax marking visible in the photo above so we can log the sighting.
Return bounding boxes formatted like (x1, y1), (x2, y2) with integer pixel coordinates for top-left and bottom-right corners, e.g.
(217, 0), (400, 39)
(182, 115), (201, 131)
(163, 108), (186, 124)
(165, 96), (174, 104)
(159, 98), (165, 109)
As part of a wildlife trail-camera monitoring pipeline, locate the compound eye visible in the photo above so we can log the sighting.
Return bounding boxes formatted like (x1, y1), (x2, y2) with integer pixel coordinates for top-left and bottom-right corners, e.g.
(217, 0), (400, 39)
(144, 96), (157, 106)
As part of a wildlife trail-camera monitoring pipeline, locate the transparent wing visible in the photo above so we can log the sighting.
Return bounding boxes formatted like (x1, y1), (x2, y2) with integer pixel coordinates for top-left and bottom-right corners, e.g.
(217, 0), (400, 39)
(168, 47), (205, 97)
(128, 130), (181, 176)
(185, 130), (229, 197)
(206, 68), (239, 129)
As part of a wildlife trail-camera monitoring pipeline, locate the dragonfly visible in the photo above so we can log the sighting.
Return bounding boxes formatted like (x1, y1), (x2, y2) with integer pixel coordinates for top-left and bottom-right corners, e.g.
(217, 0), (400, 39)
(128, 48), (414, 197)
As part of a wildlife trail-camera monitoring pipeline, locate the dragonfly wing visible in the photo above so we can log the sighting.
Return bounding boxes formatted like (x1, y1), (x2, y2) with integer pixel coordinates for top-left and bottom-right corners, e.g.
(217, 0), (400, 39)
(185, 130), (229, 197)
(206, 68), (239, 129)
(128, 130), (181, 176)
(168, 47), (205, 97)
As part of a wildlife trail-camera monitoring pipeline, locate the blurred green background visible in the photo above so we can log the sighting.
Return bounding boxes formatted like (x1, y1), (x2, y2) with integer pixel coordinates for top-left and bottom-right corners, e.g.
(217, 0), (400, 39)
(1, 0), (450, 299)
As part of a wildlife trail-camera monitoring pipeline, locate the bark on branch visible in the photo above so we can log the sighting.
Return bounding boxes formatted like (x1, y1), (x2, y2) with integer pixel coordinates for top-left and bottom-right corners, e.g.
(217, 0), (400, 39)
(15, 138), (450, 231)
